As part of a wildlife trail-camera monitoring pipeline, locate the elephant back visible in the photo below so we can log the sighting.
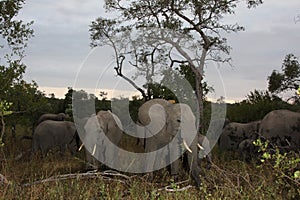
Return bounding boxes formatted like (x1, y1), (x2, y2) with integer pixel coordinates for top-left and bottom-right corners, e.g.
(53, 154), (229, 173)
(32, 120), (77, 155)
(259, 109), (300, 149)
(37, 113), (66, 125)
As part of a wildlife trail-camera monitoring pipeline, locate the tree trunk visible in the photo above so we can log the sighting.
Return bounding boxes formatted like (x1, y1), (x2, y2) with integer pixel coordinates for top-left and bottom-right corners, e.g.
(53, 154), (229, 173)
(193, 68), (204, 135)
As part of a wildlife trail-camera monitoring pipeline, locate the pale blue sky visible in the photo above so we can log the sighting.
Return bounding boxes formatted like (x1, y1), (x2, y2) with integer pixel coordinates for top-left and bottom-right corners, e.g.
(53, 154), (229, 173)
(16, 0), (300, 101)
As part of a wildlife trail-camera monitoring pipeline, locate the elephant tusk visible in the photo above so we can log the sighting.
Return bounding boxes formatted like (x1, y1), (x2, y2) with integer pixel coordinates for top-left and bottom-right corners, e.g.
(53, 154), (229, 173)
(197, 143), (204, 150)
(78, 143), (84, 151)
(183, 140), (192, 153)
(92, 144), (97, 156)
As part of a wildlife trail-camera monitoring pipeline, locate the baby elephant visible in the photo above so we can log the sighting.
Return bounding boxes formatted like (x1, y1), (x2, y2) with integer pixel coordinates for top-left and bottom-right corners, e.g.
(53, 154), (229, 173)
(32, 120), (79, 157)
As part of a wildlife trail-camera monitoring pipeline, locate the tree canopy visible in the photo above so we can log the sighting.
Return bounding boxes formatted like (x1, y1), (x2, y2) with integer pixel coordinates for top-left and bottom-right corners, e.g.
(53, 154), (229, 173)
(268, 53), (300, 102)
(0, 1), (54, 136)
(90, 0), (263, 132)
(0, 0), (34, 100)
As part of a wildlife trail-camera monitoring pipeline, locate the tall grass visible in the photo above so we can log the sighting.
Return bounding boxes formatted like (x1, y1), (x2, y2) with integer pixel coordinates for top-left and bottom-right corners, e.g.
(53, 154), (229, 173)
(0, 126), (299, 199)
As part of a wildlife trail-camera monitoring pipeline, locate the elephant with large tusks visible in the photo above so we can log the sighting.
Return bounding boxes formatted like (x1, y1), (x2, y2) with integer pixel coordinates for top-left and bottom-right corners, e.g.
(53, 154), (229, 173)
(259, 109), (300, 151)
(138, 99), (201, 186)
(83, 110), (123, 170)
(37, 113), (67, 125)
(32, 120), (79, 157)
(219, 120), (261, 151)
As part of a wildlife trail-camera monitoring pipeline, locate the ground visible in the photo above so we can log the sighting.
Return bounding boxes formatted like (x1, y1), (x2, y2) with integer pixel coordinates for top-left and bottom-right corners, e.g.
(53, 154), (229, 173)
(0, 125), (299, 199)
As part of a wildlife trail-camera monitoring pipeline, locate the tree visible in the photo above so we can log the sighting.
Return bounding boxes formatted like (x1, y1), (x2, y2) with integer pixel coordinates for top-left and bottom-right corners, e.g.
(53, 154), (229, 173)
(90, 0), (263, 132)
(0, 0), (34, 139)
(268, 53), (300, 102)
(0, 0), (34, 105)
(0, 0), (34, 94)
(227, 90), (292, 123)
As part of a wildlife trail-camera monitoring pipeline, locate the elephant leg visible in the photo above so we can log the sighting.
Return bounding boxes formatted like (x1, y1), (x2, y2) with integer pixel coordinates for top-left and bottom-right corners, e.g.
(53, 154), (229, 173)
(206, 153), (212, 169)
(187, 139), (201, 187)
(145, 146), (156, 181)
(41, 147), (48, 158)
(170, 159), (180, 181)
(60, 144), (66, 156)
(85, 151), (97, 170)
(103, 145), (118, 169)
(169, 137), (181, 178)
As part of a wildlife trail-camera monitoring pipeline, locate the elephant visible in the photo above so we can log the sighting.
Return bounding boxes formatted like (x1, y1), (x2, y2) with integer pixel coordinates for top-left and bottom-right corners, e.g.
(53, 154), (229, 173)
(138, 99), (201, 186)
(259, 109), (300, 151)
(219, 120), (261, 151)
(32, 120), (79, 157)
(37, 113), (67, 125)
(83, 110), (123, 170)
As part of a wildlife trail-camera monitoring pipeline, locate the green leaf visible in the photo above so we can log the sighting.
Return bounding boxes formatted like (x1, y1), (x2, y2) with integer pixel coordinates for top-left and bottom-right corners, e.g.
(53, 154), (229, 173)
(294, 171), (300, 179)
(0, 138), (4, 147)
(262, 152), (271, 160)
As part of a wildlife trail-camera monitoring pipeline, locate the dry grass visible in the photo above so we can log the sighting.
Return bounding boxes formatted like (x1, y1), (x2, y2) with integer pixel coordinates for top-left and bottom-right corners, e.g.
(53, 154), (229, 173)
(0, 127), (299, 199)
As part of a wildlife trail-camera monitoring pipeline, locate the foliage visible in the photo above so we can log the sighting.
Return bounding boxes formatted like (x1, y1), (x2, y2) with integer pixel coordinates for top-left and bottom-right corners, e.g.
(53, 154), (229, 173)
(0, 0), (34, 59)
(62, 87), (73, 118)
(268, 53), (300, 102)
(0, 100), (13, 147)
(0, 0), (34, 95)
(0, 1), (46, 131)
(227, 90), (293, 122)
(8, 81), (53, 126)
(254, 139), (300, 198)
(90, 0), (263, 132)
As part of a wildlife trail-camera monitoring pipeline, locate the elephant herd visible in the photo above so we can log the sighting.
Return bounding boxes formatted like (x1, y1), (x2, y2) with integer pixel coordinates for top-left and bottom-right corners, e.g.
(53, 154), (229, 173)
(30, 100), (300, 186)
(219, 109), (300, 160)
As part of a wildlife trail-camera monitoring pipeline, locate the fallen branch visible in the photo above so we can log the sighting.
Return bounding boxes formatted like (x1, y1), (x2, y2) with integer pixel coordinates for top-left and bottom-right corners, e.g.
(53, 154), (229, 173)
(154, 180), (193, 192)
(22, 170), (132, 187)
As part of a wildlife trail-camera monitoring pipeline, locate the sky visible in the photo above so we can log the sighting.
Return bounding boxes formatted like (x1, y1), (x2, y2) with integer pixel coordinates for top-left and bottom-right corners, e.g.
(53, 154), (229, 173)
(15, 0), (300, 102)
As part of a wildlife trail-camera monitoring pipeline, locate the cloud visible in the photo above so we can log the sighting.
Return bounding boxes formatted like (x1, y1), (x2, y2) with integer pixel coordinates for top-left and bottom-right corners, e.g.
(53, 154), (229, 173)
(15, 0), (300, 102)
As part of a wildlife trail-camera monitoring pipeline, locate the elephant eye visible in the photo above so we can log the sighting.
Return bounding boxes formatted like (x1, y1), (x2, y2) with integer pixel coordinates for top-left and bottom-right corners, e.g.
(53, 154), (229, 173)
(177, 119), (181, 123)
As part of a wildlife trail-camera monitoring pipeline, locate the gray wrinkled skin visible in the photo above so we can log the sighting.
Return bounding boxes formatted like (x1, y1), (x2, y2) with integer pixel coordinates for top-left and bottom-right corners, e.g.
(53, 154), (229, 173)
(198, 134), (212, 168)
(219, 121), (261, 151)
(259, 109), (300, 151)
(83, 110), (123, 170)
(37, 113), (66, 125)
(32, 120), (77, 157)
(138, 99), (201, 186)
